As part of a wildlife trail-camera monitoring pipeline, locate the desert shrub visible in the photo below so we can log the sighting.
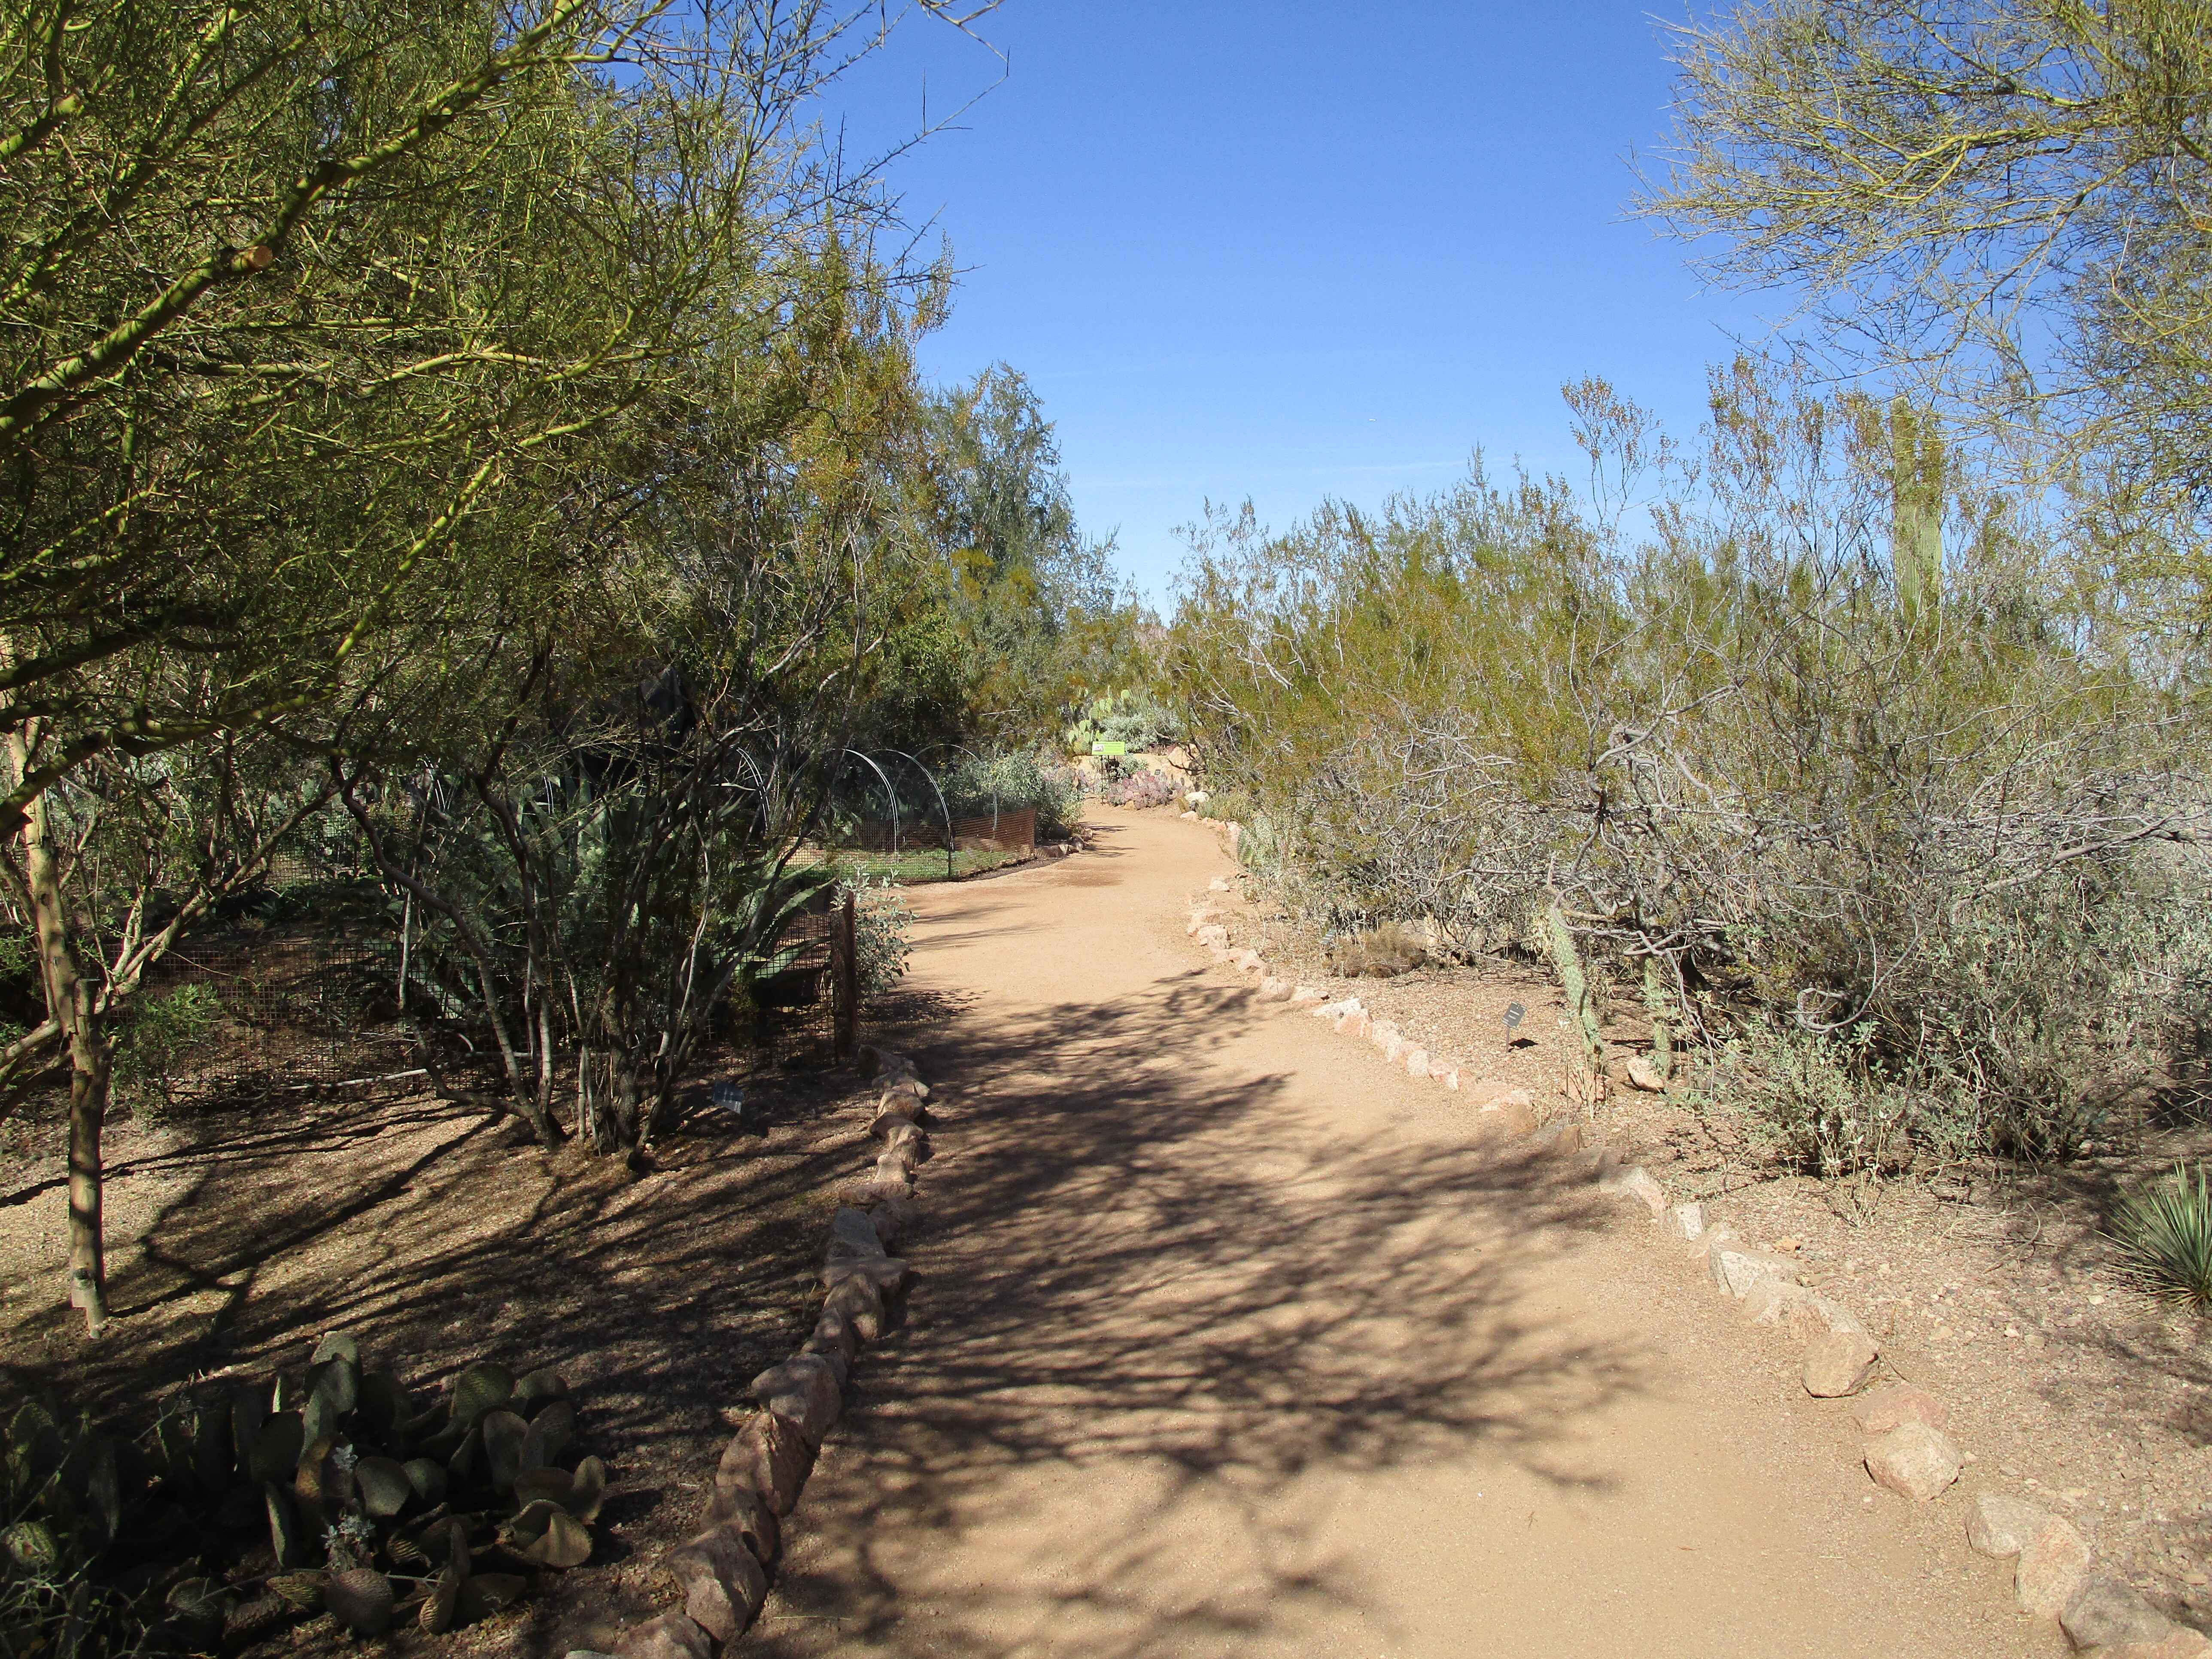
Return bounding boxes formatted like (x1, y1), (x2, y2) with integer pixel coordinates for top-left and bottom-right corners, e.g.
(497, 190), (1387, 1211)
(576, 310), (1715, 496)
(2111, 1162), (2212, 1310)
(1166, 365), (2212, 1170)
(839, 878), (916, 996)
(1326, 922), (1429, 978)
(941, 749), (1085, 840)
(109, 984), (222, 1114)
(1097, 768), (1179, 809)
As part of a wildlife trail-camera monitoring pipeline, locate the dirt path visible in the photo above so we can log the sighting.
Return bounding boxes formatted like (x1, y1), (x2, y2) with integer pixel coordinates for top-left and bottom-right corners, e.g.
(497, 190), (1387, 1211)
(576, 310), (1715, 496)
(755, 808), (2059, 1659)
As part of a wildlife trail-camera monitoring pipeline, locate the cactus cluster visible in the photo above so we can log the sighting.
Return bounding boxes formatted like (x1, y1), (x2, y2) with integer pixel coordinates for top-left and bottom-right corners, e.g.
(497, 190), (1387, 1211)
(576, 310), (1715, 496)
(0, 1333), (605, 1657)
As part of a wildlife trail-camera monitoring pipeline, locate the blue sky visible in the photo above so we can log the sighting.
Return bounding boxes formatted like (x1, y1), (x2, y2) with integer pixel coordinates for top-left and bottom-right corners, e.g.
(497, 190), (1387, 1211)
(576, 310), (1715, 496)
(833, 3), (1767, 600)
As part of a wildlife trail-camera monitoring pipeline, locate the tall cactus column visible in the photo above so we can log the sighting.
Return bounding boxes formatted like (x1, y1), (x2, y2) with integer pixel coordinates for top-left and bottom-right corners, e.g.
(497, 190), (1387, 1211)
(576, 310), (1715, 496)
(1543, 903), (1608, 1109)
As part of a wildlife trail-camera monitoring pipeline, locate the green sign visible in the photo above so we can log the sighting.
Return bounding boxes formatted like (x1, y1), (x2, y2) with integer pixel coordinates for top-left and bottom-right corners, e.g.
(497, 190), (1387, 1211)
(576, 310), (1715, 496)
(1091, 741), (1128, 757)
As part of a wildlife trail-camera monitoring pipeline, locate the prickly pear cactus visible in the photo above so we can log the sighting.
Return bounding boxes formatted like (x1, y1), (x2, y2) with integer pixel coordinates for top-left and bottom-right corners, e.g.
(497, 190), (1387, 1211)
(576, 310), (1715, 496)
(0, 1331), (603, 1658)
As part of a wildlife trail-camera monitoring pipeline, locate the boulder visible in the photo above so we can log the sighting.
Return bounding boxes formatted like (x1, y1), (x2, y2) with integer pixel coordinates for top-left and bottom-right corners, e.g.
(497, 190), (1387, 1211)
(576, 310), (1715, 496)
(1851, 1384), (1947, 1437)
(1966, 1492), (2055, 1560)
(827, 1207), (886, 1260)
(822, 1255), (910, 1301)
(1802, 1325), (1880, 1397)
(873, 1150), (917, 1187)
(882, 1122), (927, 1161)
(750, 1356), (842, 1447)
(824, 1273), (889, 1342)
(665, 1523), (769, 1643)
(1601, 1164), (1668, 1217)
(1708, 1242), (1799, 1298)
(869, 1197), (918, 1250)
(797, 1332), (851, 1388)
(2015, 1514), (2092, 1617)
(1625, 1055), (1667, 1091)
(879, 1074), (929, 1103)
(703, 1480), (780, 1564)
(1863, 1422), (1963, 1501)
(1740, 1279), (1817, 1328)
(716, 1412), (812, 1516)
(2062, 1577), (2176, 1652)
(1664, 1202), (1705, 1241)
(810, 1304), (860, 1363)
(615, 1611), (711, 1659)
(868, 1106), (921, 1138)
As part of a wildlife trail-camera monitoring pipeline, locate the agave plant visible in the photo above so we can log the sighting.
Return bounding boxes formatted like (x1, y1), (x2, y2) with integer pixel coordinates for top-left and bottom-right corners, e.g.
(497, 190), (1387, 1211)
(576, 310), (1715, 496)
(2111, 1162), (2212, 1311)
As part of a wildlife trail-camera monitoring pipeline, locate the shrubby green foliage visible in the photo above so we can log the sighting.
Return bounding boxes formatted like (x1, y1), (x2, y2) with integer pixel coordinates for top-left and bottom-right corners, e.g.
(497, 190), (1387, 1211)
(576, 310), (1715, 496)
(1167, 363), (2212, 1170)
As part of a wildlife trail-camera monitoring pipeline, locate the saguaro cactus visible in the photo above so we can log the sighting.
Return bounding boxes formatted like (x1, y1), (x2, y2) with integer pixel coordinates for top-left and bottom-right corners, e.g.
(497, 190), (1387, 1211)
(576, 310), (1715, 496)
(1889, 398), (1945, 626)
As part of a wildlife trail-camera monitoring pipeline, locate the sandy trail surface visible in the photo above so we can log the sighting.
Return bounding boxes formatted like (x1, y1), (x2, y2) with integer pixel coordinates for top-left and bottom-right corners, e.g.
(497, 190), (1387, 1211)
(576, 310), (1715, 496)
(755, 808), (2059, 1659)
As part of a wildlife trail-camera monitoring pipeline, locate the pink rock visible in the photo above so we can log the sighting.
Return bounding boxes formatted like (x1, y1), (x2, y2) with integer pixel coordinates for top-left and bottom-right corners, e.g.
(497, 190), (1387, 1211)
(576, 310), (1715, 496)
(1802, 1326), (1879, 1397)
(665, 1522), (769, 1641)
(1863, 1422), (1963, 1501)
(1967, 1492), (2053, 1559)
(702, 1480), (781, 1564)
(750, 1356), (842, 1447)
(2014, 1514), (2091, 1617)
(1851, 1384), (1947, 1436)
(716, 1412), (812, 1516)
(1291, 985), (1326, 1006)
(1403, 1047), (1429, 1078)
(1337, 1010), (1371, 1038)
(616, 1611), (711, 1659)
(1475, 1096), (1540, 1139)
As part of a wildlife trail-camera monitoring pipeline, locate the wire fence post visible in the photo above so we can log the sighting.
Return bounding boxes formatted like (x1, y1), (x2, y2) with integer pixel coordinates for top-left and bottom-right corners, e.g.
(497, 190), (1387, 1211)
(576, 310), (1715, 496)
(835, 891), (859, 1062)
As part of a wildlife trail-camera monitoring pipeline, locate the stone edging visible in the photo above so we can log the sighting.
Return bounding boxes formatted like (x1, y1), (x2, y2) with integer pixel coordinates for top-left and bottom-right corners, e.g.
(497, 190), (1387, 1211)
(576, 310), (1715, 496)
(1182, 869), (2205, 1659)
(595, 1045), (935, 1659)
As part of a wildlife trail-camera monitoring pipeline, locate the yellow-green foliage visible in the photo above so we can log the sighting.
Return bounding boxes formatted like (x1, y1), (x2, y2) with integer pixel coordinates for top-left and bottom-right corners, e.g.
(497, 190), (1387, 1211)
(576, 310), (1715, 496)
(1167, 362), (2212, 1168)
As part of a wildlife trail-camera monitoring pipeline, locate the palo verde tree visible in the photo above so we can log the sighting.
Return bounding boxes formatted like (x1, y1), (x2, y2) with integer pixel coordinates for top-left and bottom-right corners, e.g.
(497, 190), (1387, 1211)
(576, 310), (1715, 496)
(1638, 0), (2212, 602)
(0, 0), (988, 1332)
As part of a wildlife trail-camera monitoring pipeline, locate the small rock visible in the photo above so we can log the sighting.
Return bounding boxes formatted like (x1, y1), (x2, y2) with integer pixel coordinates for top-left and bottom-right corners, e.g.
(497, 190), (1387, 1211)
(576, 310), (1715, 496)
(1528, 1118), (1581, 1156)
(1337, 1010), (1371, 1039)
(869, 1197), (918, 1249)
(1851, 1384), (1947, 1437)
(716, 1412), (813, 1516)
(1208, 876), (1231, 892)
(1291, 985), (1326, 1006)
(1708, 1241), (1798, 1298)
(750, 1356), (842, 1447)
(1185, 909), (1221, 934)
(665, 1523), (770, 1642)
(1863, 1421), (1963, 1501)
(1474, 1094), (1540, 1140)
(614, 1611), (711, 1659)
(1625, 1055), (1666, 1091)
(1232, 948), (1264, 973)
(1371, 1022), (1406, 1060)
(1664, 1202), (1705, 1241)
(1966, 1492), (2054, 1559)
(2062, 1576), (2175, 1651)
(1601, 1164), (1668, 1217)
(1403, 1046), (1429, 1078)
(2015, 1514), (2092, 1617)
(1195, 924), (1228, 949)
(1802, 1325), (1879, 1397)
(822, 1255), (910, 1303)
(1258, 977), (1294, 1001)
(867, 1107), (921, 1139)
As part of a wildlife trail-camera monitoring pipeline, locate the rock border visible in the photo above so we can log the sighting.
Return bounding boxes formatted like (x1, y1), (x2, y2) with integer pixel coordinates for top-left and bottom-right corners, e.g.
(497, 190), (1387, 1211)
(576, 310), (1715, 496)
(588, 1044), (939, 1659)
(1181, 865), (2209, 1659)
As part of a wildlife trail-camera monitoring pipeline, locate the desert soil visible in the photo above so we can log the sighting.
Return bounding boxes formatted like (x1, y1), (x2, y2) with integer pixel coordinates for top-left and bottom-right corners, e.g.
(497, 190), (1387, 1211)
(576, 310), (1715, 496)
(750, 807), (2068, 1658)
